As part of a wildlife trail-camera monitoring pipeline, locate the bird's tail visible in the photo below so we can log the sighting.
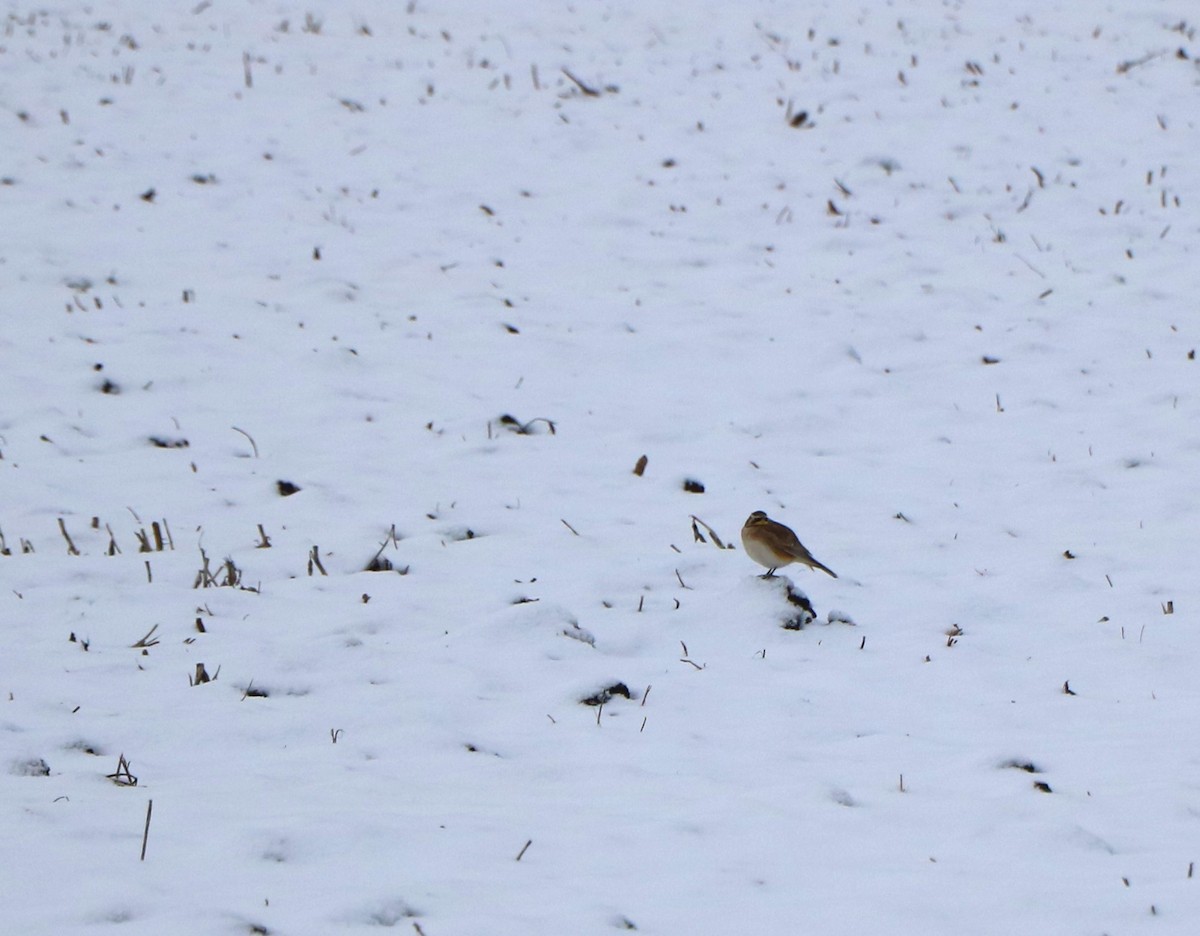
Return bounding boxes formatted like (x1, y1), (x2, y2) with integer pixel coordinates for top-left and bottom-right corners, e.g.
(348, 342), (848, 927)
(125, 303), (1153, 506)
(811, 558), (837, 579)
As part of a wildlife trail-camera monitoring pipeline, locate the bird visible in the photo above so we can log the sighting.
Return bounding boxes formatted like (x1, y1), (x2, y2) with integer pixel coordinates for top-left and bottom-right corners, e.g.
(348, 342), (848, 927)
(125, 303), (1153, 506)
(741, 510), (837, 579)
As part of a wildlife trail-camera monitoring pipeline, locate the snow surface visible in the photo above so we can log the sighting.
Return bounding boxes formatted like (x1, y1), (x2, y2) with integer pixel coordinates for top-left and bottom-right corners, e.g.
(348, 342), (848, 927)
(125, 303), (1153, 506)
(3, 1), (1200, 932)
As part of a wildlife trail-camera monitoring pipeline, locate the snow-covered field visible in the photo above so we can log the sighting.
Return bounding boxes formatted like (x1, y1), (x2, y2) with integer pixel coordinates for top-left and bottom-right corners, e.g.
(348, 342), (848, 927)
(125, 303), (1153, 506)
(3, 1), (1199, 932)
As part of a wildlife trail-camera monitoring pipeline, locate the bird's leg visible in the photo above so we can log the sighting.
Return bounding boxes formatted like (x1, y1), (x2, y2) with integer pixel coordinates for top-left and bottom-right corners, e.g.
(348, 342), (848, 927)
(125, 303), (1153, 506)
(760, 568), (777, 579)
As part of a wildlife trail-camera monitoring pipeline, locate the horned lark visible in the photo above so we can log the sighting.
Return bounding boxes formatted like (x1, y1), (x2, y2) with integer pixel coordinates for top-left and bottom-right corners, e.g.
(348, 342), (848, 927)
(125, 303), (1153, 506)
(741, 510), (837, 579)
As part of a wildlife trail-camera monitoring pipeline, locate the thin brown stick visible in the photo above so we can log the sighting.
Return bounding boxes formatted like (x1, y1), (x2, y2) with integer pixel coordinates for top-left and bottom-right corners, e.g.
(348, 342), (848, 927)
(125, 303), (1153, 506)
(140, 799), (153, 860)
(58, 518), (80, 555)
(561, 67), (600, 96)
(1116, 50), (1165, 74)
(231, 425), (259, 458)
(689, 515), (727, 549)
(131, 624), (160, 649)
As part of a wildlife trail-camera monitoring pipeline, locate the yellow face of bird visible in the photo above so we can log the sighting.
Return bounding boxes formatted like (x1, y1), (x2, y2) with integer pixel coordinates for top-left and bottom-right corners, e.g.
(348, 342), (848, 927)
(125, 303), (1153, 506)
(744, 511), (770, 527)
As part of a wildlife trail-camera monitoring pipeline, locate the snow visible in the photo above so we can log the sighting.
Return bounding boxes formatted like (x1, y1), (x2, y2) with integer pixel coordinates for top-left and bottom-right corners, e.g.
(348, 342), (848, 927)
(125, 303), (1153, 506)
(2, 0), (1199, 932)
